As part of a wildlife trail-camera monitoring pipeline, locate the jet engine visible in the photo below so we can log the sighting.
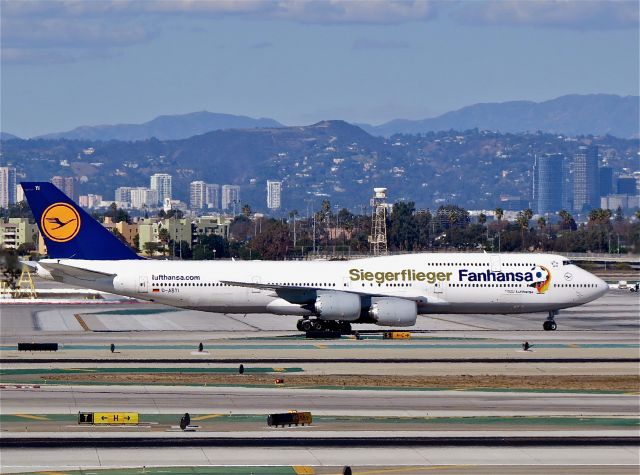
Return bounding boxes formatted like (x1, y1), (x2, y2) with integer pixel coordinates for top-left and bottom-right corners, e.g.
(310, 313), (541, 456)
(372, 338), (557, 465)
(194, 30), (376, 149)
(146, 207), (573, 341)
(368, 297), (417, 327)
(314, 290), (361, 321)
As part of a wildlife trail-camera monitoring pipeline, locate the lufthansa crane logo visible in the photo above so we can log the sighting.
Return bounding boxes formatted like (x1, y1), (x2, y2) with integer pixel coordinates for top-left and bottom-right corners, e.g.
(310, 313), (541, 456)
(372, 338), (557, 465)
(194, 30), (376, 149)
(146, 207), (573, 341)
(41, 202), (81, 242)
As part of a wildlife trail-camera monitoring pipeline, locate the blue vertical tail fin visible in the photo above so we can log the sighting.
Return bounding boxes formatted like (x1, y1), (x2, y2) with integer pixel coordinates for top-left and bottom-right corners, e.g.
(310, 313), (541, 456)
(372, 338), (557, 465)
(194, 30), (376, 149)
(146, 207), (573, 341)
(21, 182), (142, 260)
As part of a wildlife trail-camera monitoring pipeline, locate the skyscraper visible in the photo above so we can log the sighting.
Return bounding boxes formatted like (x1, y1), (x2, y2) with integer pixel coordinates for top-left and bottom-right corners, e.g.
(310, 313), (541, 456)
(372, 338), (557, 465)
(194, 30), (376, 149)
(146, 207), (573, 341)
(0, 167), (17, 208)
(51, 176), (75, 200)
(190, 181), (207, 209)
(599, 166), (614, 197)
(205, 183), (220, 209)
(266, 180), (282, 210)
(617, 176), (638, 195)
(533, 153), (563, 215)
(573, 145), (599, 213)
(150, 173), (172, 205)
(221, 185), (240, 211)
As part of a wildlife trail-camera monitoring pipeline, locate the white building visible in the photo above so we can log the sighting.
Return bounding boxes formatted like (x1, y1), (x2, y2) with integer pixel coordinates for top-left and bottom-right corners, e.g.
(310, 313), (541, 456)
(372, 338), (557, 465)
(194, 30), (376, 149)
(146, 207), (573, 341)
(115, 187), (133, 204)
(205, 183), (220, 209)
(78, 194), (103, 208)
(267, 180), (282, 210)
(150, 173), (172, 205)
(190, 181), (206, 209)
(130, 187), (159, 210)
(221, 185), (240, 211)
(0, 167), (17, 208)
(163, 198), (188, 213)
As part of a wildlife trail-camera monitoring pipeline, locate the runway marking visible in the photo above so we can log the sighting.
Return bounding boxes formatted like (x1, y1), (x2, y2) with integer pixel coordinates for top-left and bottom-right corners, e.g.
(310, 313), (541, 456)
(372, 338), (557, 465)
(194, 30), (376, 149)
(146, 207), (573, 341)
(273, 367), (286, 372)
(191, 414), (223, 421)
(37, 472), (69, 475)
(74, 314), (90, 331)
(339, 465), (473, 474)
(293, 466), (315, 474)
(65, 368), (97, 372)
(13, 413), (49, 421)
(568, 343), (581, 348)
(315, 344), (328, 349)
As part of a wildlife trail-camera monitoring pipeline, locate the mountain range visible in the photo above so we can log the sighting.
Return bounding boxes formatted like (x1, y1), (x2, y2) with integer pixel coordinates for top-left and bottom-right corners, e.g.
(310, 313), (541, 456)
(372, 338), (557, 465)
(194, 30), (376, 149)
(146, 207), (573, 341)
(33, 111), (284, 141)
(359, 94), (639, 138)
(2, 94), (637, 141)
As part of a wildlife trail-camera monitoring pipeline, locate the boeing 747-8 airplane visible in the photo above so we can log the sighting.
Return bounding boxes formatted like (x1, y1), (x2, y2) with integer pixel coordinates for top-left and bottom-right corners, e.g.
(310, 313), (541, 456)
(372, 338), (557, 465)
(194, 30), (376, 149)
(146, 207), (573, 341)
(21, 182), (608, 332)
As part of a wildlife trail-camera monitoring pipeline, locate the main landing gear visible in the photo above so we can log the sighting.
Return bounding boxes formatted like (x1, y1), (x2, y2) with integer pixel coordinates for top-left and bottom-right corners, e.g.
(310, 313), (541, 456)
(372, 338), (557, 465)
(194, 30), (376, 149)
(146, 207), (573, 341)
(296, 318), (352, 334)
(543, 310), (558, 331)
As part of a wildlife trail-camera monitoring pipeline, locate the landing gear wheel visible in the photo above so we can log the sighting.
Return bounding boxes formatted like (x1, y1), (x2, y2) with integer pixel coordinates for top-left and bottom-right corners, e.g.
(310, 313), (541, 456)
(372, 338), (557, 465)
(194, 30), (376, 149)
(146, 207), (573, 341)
(311, 319), (324, 331)
(296, 319), (304, 331)
(543, 320), (557, 331)
(300, 319), (313, 332)
(339, 322), (352, 334)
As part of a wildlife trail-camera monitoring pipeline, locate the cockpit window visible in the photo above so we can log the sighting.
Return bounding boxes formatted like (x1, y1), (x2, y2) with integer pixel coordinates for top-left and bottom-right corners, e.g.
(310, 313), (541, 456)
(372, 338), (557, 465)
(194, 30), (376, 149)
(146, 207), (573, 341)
(562, 260), (574, 265)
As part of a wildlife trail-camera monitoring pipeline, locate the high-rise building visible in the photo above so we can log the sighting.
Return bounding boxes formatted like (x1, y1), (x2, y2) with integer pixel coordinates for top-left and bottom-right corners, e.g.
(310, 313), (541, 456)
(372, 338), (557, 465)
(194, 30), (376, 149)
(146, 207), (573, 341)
(205, 183), (220, 209)
(573, 145), (599, 213)
(115, 187), (133, 204)
(533, 153), (563, 215)
(561, 156), (573, 211)
(266, 180), (282, 210)
(0, 167), (17, 208)
(130, 187), (158, 210)
(190, 181), (207, 209)
(617, 176), (638, 195)
(221, 185), (240, 211)
(150, 173), (172, 205)
(79, 194), (103, 208)
(51, 176), (75, 200)
(599, 166), (614, 197)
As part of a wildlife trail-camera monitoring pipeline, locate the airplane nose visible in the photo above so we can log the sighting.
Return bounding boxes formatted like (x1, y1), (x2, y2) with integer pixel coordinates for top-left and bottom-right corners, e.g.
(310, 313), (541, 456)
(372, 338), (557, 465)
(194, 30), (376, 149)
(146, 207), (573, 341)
(595, 276), (609, 298)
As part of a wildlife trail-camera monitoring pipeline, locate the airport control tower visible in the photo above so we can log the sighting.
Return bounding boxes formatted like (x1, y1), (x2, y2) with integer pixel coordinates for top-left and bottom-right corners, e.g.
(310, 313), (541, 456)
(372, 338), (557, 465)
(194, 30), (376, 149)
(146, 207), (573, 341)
(369, 187), (388, 256)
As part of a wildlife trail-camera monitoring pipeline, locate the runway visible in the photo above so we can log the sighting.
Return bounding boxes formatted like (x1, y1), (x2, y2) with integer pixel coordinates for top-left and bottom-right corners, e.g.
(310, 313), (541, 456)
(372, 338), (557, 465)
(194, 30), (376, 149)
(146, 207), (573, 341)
(2, 446), (638, 474)
(1, 385), (637, 416)
(1, 284), (638, 474)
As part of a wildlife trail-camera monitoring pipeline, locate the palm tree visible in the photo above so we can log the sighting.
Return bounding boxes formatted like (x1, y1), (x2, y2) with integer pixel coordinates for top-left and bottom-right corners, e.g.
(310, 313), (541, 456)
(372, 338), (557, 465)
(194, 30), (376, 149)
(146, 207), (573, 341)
(537, 216), (546, 231)
(559, 210), (573, 232)
(494, 207), (504, 222)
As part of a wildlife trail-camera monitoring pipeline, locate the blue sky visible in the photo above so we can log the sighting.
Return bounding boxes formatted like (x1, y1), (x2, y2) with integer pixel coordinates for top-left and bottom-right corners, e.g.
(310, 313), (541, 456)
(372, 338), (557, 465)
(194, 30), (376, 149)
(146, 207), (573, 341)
(1, 0), (638, 137)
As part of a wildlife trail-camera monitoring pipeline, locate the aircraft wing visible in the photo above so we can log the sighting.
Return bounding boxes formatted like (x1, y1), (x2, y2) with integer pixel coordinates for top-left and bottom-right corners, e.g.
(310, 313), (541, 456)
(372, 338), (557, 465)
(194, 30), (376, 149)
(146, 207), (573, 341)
(221, 280), (424, 304)
(39, 262), (116, 283)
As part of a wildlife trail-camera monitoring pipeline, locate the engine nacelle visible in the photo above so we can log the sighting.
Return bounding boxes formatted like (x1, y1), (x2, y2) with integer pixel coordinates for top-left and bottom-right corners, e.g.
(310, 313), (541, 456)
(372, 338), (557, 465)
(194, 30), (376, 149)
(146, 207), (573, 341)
(368, 297), (417, 327)
(314, 290), (361, 321)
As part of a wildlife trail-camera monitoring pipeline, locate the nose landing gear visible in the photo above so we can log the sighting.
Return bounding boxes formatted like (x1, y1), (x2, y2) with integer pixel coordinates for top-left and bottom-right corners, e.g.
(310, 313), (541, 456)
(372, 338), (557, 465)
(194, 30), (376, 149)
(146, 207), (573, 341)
(543, 310), (558, 331)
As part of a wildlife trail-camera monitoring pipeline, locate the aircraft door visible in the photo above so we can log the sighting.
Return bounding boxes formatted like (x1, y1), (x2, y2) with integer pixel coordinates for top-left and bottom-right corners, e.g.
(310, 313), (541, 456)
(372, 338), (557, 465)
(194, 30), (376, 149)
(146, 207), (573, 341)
(138, 275), (148, 293)
(490, 255), (502, 272)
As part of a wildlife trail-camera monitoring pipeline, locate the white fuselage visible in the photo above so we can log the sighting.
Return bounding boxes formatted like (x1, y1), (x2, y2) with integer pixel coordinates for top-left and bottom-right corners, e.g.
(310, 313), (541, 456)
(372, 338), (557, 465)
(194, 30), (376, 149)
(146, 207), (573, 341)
(37, 253), (608, 319)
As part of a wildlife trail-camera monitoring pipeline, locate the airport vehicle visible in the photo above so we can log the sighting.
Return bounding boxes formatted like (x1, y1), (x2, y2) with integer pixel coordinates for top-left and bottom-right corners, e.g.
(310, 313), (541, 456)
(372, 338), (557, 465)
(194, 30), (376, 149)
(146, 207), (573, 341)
(21, 182), (608, 332)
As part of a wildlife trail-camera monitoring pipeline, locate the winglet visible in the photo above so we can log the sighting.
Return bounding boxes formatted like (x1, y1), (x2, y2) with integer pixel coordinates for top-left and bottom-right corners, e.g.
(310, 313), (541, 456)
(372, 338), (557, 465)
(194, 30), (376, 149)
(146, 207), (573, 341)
(21, 182), (142, 260)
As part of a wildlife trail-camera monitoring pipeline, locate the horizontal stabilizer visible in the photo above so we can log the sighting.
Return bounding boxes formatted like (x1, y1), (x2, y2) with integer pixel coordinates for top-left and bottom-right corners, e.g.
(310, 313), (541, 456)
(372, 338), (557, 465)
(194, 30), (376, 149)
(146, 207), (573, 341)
(39, 262), (116, 282)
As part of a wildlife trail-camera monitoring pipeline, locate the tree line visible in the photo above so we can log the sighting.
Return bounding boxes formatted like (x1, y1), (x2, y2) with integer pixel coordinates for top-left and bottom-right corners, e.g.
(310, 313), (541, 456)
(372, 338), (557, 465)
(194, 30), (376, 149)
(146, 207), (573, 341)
(2, 200), (640, 261)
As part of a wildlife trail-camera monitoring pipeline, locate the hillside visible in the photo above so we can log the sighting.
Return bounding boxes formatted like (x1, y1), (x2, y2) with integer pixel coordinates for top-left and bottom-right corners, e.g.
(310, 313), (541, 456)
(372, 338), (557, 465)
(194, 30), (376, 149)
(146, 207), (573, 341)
(2, 123), (637, 213)
(0, 132), (21, 141)
(363, 94), (639, 138)
(35, 111), (284, 141)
